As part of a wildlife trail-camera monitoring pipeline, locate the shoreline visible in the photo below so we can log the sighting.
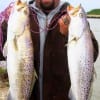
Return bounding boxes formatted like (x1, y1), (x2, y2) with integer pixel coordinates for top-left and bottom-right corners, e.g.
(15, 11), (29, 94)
(87, 15), (100, 18)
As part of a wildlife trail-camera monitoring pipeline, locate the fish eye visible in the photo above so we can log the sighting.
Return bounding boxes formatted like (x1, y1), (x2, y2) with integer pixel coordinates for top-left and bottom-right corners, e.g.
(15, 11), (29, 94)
(79, 13), (84, 18)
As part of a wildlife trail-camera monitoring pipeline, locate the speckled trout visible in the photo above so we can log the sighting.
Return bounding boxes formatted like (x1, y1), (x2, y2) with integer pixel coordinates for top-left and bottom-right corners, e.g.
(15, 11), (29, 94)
(3, 0), (37, 100)
(67, 5), (94, 100)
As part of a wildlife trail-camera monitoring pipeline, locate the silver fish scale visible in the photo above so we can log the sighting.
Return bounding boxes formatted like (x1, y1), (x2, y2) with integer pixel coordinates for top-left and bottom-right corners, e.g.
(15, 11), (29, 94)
(79, 59), (94, 100)
(19, 58), (33, 98)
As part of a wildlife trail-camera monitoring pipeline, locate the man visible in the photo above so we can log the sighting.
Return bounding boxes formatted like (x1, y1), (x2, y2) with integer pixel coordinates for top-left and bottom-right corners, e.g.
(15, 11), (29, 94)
(0, 0), (99, 100)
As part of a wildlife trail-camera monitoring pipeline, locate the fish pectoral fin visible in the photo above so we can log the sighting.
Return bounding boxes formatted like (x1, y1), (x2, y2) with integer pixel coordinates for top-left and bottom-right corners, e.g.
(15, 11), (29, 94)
(71, 37), (79, 42)
(13, 37), (18, 51)
(3, 42), (8, 58)
(34, 69), (38, 79)
(93, 67), (97, 80)
(65, 36), (78, 47)
(30, 69), (38, 93)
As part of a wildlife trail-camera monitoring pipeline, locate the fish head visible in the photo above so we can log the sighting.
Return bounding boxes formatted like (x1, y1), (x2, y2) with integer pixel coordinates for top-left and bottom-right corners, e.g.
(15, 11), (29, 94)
(67, 4), (88, 41)
(8, 0), (30, 37)
(67, 4), (87, 21)
(14, 0), (30, 21)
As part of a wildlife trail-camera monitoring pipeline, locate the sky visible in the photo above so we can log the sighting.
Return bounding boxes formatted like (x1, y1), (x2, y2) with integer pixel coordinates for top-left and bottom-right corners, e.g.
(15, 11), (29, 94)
(0, 0), (100, 12)
(67, 0), (100, 11)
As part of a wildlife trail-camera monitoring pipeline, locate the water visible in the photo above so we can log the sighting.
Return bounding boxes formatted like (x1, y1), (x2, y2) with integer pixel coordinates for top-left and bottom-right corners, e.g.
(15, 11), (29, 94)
(88, 18), (100, 100)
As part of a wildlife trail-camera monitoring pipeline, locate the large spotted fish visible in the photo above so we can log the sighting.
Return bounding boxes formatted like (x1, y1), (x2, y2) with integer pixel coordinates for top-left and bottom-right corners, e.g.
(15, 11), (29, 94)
(3, 0), (37, 100)
(67, 5), (94, 100)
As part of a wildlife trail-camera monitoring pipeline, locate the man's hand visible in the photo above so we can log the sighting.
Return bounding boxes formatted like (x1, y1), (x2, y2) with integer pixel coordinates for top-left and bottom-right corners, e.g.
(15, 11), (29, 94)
(58, 14), (70, 36)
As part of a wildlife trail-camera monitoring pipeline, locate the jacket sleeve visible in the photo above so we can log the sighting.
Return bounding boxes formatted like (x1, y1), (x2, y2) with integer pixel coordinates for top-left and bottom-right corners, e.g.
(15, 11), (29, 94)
(90, 30), (99, 62)
(0, 2), (14, 60)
